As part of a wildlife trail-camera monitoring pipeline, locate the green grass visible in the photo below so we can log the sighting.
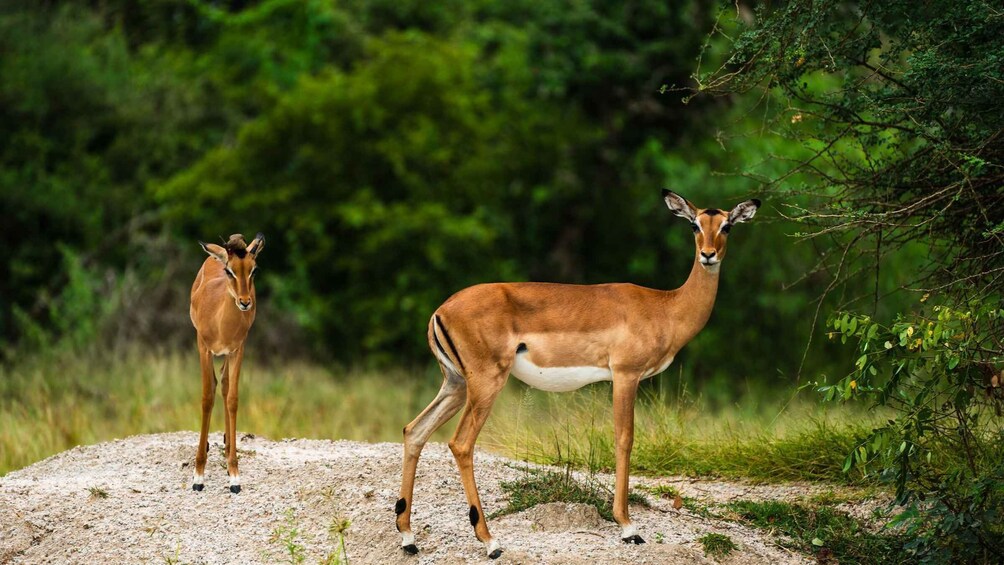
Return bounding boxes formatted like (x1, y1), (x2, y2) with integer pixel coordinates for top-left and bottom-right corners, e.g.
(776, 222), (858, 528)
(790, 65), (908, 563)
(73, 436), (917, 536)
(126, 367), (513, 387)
(725, 499), (906, 563)
(2, 348), (883, 486)
(483, 381), (883, 484)
(491, 464), (649, 521)
(698, 533), (737, 558)
(0, 349), (450, 474)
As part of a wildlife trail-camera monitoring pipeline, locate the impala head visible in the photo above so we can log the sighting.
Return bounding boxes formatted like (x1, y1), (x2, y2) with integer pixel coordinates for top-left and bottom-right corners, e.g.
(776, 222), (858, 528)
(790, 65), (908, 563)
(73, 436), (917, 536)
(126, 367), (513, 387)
(200, 233), (265, 311)
(662, 189), (760, 271)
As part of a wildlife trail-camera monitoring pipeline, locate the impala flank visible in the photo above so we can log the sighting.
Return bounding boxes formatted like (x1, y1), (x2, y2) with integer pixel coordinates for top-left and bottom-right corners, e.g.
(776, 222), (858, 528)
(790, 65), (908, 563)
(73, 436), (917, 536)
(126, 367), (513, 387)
(395, 190), (760, 558)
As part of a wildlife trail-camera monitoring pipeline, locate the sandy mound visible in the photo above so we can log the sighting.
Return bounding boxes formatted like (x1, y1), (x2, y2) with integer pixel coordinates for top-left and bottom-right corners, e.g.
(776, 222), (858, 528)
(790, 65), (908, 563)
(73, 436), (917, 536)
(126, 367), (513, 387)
(0, 433), (812, 564)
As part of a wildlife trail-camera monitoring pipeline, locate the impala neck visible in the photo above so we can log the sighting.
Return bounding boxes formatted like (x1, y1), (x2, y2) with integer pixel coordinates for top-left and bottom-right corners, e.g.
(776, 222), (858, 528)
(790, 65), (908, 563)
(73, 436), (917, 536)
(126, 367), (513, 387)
(667, 252), (720, 343)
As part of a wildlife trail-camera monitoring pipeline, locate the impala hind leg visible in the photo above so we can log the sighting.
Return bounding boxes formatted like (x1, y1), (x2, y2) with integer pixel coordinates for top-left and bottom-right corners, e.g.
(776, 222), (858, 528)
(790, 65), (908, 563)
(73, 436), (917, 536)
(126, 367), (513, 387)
(193, 346), (216, 491)
(449, 369), (508, 559)
(397, 366), (466, 554)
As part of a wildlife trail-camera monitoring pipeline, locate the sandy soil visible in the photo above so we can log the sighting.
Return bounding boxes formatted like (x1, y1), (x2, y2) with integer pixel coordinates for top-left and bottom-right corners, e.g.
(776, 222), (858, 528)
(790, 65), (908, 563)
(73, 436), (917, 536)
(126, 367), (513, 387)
(0, 433), (848, 564)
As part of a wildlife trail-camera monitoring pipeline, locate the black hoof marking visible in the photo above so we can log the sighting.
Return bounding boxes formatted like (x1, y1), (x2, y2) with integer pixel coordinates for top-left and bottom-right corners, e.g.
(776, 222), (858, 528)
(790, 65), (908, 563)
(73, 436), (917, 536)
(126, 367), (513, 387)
(489, 549), (503, 560)
(396, 498), (407, 515)
(622, 534), (646, 544)
(230, 485), (241, 494)
(402, 544), (419, 555)
(192, 483), (204, 492)
(469, 505), (480, 527)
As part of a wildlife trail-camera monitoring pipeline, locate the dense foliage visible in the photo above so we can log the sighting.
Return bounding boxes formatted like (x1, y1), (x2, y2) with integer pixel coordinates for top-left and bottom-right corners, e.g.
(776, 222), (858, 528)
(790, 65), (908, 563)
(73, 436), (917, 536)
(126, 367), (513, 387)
(694, 0), (1003, 561)
(1, 0), (868, 387)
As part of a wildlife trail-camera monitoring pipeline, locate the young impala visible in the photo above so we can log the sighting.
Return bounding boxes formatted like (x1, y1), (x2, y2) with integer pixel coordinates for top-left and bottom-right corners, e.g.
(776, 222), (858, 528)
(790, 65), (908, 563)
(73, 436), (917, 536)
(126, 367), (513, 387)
(189, 233), (264, 493)
(395, 190), (759, 558)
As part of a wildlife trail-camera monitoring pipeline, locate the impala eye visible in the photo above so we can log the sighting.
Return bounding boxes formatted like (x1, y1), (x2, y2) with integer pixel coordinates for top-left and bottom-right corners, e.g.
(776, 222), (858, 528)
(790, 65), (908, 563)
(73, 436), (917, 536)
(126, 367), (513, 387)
(721, 223), (731, 234)
(250, 267), (258, 278)
(225, 268), (236, 279)
(691, 223), (700, 233)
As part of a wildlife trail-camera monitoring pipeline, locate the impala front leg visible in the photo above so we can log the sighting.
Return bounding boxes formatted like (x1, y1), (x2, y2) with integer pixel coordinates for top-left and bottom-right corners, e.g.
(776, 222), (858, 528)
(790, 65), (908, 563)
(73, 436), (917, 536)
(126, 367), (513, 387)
(224, 346), (244, 493)
(193, 345), (216, 491)
(612, 374), (644, 544)
(220, 357), (230, 450)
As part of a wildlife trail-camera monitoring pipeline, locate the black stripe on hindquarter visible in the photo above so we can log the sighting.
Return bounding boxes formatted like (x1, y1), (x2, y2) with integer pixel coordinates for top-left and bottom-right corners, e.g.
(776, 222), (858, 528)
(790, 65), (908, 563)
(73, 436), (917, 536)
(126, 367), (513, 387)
(435, 315), (465, 371)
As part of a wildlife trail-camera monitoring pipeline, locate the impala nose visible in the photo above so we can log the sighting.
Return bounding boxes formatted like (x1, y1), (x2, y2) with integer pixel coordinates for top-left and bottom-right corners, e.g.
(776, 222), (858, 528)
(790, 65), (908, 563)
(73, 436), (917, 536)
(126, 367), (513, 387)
(700, 250), (716, 260)
(238, 299), (252, 310)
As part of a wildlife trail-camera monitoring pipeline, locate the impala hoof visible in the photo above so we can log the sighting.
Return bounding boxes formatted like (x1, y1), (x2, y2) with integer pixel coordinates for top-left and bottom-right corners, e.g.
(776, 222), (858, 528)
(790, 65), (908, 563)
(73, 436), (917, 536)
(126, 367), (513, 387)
(622, 534), (646, 544)
(402, 544), (418, 555)
(192, 483), (204, 492)
(230, 485), (241, 494)
(488, 549), (503, 559)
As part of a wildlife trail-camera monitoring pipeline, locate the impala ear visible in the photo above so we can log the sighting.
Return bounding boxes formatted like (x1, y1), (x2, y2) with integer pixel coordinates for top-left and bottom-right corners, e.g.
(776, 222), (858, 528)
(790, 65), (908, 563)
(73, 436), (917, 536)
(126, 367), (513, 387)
(200, 241), (228, 263)
(247, 232), (265, 257)
(727, 198), (761, 224)
(662, 189), (697, 222)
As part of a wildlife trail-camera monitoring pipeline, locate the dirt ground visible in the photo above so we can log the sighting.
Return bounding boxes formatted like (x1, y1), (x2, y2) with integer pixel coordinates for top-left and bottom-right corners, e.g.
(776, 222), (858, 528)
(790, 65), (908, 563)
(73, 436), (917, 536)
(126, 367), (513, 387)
(0, 432), (860, 564)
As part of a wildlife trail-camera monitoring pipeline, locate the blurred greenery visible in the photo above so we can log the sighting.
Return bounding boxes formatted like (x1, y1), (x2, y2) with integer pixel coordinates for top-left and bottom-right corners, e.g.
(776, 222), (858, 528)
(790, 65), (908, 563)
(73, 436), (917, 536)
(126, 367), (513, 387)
(2, 2), (998, 561)
(2, 0), (899, 385)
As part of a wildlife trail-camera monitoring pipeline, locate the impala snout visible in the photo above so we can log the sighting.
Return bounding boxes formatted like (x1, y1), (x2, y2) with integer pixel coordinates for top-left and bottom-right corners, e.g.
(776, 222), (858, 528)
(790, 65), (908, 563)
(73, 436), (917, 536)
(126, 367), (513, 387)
(699, 250), (718, 265)
(237, 298), (253, 311)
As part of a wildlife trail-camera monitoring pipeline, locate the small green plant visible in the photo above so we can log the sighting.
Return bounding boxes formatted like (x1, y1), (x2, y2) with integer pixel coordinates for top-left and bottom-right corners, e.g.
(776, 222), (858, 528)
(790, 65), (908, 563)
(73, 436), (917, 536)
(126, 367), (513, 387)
(639, 484), (679, 499)
(87, 486), (108, 499)
(726, 499), (904, 563)
(491, 464), (648, 521)
(322, 516), (351, 565)
(698, 533), (737, 558)
(682, 497), (715, 518)
(270, 509), (307, 564)
(161, 543), (183, 565)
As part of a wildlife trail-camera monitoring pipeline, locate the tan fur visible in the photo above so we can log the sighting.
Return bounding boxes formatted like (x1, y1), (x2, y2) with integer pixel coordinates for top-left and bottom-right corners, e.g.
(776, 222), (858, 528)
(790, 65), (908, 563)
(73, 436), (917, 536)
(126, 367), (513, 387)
(396, 194), (759, 555)
(189, 233), (264, 489)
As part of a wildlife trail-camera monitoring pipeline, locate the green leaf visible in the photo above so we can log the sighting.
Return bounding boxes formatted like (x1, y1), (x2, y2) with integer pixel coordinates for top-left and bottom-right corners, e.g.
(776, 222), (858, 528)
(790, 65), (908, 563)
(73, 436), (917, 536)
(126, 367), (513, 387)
(811, 537), (824, 547)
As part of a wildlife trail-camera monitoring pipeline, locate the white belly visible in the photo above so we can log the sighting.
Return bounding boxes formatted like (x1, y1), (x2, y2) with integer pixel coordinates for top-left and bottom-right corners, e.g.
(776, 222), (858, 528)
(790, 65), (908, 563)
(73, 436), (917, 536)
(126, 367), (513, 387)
(510, 352), (612, 392)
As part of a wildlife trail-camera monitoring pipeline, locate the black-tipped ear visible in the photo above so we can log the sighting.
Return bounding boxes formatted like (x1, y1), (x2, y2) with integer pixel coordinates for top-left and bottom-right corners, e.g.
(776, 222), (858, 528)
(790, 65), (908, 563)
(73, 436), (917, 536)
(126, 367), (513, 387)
(662, 189), (697, 222)
(728, 199), (761, 224)
(200, 241), (228, 263)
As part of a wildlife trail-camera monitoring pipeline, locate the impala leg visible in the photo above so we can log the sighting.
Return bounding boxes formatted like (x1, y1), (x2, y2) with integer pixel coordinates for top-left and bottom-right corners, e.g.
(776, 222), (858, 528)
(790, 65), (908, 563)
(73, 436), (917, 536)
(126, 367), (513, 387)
(220, 357), (230, 450)
(449, 371), (507, 559)
(397, 365), (466, 554)
(612, 375), (644, 543)
(224, 346), (244, 494)
(193, 345), (216, 491)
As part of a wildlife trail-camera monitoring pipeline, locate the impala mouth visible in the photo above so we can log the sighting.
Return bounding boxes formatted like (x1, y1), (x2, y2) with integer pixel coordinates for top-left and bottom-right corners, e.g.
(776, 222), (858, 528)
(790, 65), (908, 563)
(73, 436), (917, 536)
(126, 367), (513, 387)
(236, 300), (253, 311)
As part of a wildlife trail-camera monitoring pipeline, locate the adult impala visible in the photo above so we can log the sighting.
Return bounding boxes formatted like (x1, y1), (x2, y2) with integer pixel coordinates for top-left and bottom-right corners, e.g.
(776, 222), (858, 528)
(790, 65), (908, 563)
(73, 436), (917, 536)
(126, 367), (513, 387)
(395, 190), (759, 558)
(190, 232), (264, 493)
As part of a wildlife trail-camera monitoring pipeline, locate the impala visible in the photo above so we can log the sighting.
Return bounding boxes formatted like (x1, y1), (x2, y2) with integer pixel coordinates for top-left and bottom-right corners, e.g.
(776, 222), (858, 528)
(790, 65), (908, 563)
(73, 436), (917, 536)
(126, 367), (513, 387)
(190, 232), (264, 493)
(394, 190), (759, 558)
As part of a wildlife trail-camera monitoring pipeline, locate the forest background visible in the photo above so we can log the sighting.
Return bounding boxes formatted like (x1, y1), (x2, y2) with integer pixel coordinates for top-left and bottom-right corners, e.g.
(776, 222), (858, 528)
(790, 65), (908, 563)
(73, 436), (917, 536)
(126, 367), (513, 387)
(1, 1), (1001, 561)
